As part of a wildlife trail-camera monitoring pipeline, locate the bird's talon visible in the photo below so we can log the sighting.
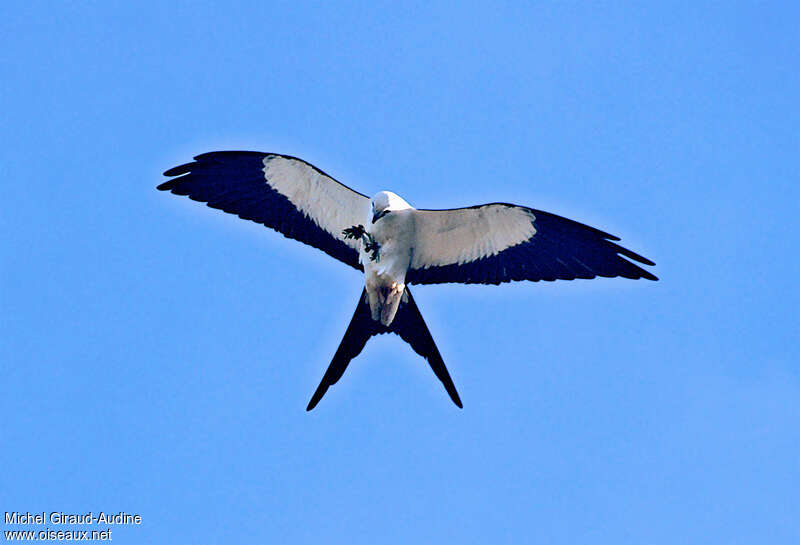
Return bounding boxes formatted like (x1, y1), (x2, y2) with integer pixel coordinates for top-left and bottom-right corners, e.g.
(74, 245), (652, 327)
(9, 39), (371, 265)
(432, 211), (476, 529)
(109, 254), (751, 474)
(345, 225), (381, 262)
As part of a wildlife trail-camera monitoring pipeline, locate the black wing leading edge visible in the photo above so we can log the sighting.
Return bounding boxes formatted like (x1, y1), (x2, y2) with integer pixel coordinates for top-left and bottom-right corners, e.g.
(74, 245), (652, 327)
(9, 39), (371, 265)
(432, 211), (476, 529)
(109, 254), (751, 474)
(159, 151), (366, 270)
(307, 288), (462, 411)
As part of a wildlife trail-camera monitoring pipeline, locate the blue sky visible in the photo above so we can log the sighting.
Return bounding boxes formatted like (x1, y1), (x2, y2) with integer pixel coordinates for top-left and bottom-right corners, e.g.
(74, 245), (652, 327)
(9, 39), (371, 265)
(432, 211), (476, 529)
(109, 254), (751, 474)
(2, 1), (798, 543)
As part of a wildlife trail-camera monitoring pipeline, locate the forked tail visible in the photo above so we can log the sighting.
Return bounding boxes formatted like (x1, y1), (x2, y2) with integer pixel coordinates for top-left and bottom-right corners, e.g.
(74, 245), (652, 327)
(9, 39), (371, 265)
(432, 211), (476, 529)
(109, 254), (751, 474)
(306, 287), (462, 411)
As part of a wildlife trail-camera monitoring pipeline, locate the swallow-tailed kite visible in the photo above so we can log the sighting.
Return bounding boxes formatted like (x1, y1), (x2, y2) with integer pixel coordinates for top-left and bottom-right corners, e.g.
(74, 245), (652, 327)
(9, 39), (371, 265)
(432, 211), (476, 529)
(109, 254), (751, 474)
(159, 152), (657, 410)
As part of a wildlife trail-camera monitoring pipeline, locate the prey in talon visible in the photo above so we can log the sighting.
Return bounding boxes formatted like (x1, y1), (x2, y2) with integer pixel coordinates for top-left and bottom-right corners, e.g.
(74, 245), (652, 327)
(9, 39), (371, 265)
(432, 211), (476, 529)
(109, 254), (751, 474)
(344, 224), (381, 262)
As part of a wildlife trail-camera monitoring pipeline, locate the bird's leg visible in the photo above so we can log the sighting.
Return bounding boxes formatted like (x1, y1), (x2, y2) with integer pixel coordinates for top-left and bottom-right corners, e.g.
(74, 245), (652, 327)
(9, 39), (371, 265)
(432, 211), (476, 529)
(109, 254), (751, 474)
(343, 225), (381, 262)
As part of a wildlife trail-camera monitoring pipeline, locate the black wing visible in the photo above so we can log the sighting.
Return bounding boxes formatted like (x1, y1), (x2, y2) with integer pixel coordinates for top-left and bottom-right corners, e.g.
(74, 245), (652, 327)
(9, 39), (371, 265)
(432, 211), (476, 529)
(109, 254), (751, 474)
(159, 151), (369, 270)
(407, 204), (657, 285)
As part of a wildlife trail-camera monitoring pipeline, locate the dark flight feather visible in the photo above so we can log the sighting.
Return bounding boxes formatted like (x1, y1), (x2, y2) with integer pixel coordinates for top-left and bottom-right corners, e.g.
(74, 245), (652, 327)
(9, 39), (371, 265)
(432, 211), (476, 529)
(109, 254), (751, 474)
(307, 288), (462, 410)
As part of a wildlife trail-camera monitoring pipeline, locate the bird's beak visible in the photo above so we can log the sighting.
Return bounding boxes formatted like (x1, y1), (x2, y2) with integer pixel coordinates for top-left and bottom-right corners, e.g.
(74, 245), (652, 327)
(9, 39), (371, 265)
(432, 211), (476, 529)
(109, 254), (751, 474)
(372, 209), (388, 224)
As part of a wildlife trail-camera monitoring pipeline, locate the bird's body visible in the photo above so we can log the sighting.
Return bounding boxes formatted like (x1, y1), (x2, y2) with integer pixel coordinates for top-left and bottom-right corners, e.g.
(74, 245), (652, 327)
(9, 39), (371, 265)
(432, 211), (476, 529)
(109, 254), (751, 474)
(361, 192), (414, 325)
(158, 151), (658, 410)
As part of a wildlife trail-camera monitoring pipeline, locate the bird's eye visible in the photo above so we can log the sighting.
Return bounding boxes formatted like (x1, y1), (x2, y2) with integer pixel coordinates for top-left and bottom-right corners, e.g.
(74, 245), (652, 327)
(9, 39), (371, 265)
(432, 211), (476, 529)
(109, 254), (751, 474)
(372, 208), (390, 223)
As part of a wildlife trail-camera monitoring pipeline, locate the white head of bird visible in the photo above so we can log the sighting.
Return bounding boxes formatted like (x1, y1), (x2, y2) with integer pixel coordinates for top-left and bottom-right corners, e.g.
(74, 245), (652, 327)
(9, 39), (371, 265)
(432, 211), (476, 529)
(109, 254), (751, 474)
(371, 191), (413, 223)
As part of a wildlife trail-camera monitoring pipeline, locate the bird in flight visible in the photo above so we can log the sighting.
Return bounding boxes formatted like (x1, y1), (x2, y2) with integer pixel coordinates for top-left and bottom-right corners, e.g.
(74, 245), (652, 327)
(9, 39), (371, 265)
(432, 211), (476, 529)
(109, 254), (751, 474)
(158, 152), (657, 410)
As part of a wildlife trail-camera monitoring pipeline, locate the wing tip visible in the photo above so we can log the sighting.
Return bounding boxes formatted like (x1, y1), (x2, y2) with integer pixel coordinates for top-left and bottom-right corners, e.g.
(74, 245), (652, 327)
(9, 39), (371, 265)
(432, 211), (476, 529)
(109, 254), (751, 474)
(616, 250), (658, 280)
(161, 151), (270, 179)
(617, 247), (656, 267)
(162, 163), (193, 177)
(640, 270), (659, 281)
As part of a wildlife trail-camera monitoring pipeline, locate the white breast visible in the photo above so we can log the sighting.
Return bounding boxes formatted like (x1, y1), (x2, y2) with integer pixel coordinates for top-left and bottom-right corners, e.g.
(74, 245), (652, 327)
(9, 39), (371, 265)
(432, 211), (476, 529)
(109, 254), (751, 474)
(364, 208), (416, 282)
